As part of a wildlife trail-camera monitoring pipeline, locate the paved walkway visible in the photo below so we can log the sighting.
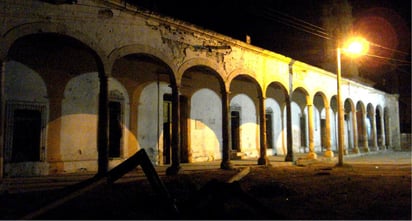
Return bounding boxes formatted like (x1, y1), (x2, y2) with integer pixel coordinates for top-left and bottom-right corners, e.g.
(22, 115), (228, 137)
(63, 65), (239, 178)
(0, 150), (410, 194)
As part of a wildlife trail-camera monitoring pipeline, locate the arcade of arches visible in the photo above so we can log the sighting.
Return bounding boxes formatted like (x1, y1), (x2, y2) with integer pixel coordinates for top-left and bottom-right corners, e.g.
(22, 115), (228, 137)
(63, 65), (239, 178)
(0, 0), (401, 177)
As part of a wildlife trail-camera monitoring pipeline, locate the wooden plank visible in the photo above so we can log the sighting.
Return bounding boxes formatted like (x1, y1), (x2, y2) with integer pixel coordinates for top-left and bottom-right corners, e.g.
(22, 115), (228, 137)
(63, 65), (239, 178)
(226, 166), (250, 183)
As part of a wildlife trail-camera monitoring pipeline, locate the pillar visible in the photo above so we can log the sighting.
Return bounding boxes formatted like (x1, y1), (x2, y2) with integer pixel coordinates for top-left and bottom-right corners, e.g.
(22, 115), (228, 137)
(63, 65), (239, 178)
(47, 96), (64, 174)
(166, 84), (181, 175)
(351, 111), (360, 153)
(324, 105), (333, 157)
(379, 112), (386, 149)
(258, 95), (269, 165)
(220, 89), (232, 169)
(97, 73), (109, 176)
(0, 60), (4, 179)
(284, 96), (294, 162)
(362, 113), (370, 152)
(307, 103), (317, 159)
(371, 112), (378, 150)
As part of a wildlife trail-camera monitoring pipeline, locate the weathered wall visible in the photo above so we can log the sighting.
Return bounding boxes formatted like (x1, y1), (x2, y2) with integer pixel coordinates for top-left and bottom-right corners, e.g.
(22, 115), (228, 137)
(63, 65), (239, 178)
(0, 0), (401, 176)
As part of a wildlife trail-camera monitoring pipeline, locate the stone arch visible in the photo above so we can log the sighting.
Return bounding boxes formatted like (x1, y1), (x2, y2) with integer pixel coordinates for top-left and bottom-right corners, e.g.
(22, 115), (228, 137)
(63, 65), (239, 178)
(111, 52), (177, 165)
(366, 103), (376, 149)
(356, 101), (369, 152)
(1, 22), (106, 67)
(266, 82), (289, 155)
(177, 58), (226, 88)
(291, 87), (309, 153)
(180, 64), (226, 163)
(313, 92), (328, 153)
(4, 31), (108, 175)
(344, 98), (357, 153)
(229, 74), (263, 158)
(384, 106), (391, 148)
(108, 44), (178, 81)
(330, 95), (338, 151)
(227, 68), (262, 93)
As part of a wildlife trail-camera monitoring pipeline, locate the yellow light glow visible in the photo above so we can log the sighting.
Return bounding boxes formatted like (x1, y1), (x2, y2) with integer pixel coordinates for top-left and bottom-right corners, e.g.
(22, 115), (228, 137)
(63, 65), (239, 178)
(342, 37), (369, 57)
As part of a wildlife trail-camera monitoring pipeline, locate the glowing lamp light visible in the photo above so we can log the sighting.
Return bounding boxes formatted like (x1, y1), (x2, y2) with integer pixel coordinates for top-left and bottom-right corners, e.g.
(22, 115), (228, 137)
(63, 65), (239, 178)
(342, 37), (369, 57)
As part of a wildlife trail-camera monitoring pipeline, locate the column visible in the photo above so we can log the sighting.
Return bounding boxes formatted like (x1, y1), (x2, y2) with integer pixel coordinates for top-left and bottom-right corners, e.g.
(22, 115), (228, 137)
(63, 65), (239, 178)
(371, 112), (378, 150)
(47, 96), (64, 174)
(324, 105), (333, 157)
(97, 73), (109, 176)
(258, 95), (269, 165)
(220, 89), (232, 169)
(0, 60), (4, 179)
(166, 84), (181, 175)
(307, 103), (317, 159)
(379, 113), (386, 149)
(284, 96), (294, 162)
(362, 113), (370, 152)
(352, 111), (360, 153)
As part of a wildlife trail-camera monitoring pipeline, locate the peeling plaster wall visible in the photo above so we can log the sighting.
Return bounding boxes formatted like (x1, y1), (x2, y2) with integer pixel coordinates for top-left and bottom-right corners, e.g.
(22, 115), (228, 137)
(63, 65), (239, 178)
(0, 0), (402, 176)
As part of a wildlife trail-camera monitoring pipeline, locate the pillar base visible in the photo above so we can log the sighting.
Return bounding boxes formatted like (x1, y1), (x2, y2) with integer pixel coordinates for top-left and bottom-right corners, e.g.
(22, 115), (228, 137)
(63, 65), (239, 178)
(352, 147), (360, 154)
(284, 153), (294, 162)
(258, 156), (270, 166)
(307, 152), (317, 159)
(166, 164), (181, 175)
(220, 160), (233, 170)
(363, 147), (370, 152)
(324, 150), (334, 158)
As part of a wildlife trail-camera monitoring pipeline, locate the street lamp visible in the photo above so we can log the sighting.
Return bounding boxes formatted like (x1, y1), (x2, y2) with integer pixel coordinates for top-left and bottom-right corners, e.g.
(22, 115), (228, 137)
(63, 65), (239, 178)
(336, 36), (369, 166)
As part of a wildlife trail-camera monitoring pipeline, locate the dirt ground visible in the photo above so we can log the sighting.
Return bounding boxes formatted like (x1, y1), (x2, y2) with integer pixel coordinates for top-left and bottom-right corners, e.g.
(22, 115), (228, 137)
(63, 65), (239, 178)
(0, 150), (411, 220)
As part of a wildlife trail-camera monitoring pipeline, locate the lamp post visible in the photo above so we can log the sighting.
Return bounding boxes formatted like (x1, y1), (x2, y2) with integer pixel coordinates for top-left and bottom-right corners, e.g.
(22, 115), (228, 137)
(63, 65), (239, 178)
(336, 46), (344, 166)
(336, 37), (369, 166)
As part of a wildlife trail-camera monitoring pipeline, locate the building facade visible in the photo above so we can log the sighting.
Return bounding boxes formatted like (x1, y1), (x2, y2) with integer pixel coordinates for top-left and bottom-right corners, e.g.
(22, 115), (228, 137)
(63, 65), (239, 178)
(0, 0), (401, 177)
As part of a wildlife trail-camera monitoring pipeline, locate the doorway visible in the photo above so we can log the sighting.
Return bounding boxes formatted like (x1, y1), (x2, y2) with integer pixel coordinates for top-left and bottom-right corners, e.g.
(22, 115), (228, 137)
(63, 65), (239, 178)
(266, 113), (274, 149)
(11, 109), (41, 162)
(231, 111), (240, 152)
(163, 94), (172, 164)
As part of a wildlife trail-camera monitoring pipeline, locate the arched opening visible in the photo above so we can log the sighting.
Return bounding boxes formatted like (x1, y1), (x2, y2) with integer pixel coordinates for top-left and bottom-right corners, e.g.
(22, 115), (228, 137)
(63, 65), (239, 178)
(112, 53), (176, 165)
(229, 75), (262, 159)
(375, 106), (384, 148)
(344, 99), (356, 153)
(5, 33), (104, 176)
(266, 82), (288, 156)
(367, 103), (376, 150)
(356, 101), (369, 152)
(291, 88), (309, 153)
(180, 65), (225, 163)
(313, 92), (327, 153)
